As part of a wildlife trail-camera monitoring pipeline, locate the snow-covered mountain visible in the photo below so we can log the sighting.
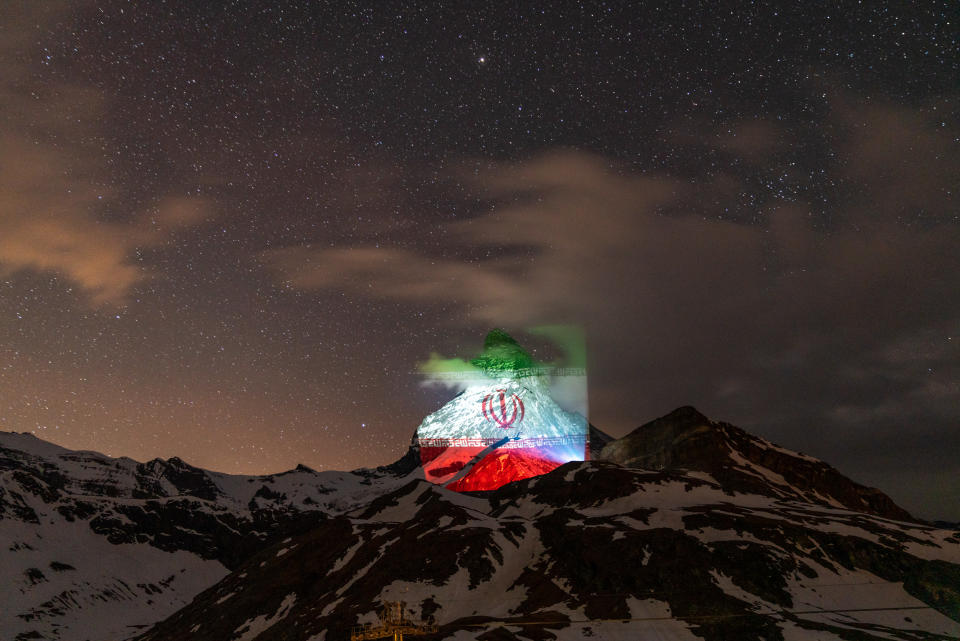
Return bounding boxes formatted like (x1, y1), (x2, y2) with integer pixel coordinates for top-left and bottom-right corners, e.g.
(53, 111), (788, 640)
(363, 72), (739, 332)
(144, 407), (958, 641)
(414, 328), (591, 492)
(0, 431), (412, 641)
(600, 406), (915, 521)
(3, 408), (959, 641)
(136, 463), (960, 640)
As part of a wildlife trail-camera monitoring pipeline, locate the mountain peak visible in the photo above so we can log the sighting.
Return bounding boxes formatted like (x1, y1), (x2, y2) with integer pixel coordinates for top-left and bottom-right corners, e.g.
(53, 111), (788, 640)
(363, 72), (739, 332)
(414, 328), (589, 492)
(602, 406), (915, 522)
(657, 404), (711, 426)
(599, 405), (716, 469)
(482, 327), (521, 350)
(469, 328), (535, 374)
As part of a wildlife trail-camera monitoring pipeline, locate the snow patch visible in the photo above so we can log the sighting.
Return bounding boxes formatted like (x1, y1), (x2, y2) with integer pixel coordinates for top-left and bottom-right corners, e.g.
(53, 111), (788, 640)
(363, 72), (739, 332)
(0, 516), (227, 641)
(232, 592), (297, 641)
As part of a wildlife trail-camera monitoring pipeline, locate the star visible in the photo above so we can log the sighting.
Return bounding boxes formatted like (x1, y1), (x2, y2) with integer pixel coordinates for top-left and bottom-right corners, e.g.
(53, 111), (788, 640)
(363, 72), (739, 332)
(0, 0), (955, 521)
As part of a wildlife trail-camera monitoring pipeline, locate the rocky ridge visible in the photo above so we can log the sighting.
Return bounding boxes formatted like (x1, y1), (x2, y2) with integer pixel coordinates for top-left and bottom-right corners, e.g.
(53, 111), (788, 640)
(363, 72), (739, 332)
(2, 408), (959, 641)
(134, 407), (959, 641)
(137, 459), (960, 641)
(600, 406), (914, 521)
(0, 431), (411, 641)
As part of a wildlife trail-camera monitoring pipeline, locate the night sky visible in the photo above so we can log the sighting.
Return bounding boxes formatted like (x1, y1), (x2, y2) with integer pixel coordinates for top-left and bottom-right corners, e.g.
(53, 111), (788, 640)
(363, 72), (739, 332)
(1, 2), (957, 520)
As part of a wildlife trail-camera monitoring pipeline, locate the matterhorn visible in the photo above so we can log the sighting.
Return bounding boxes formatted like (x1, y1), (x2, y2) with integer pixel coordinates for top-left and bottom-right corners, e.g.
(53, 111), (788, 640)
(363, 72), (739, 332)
(414, 329), (589, 492)
(1, 329), (958, 641)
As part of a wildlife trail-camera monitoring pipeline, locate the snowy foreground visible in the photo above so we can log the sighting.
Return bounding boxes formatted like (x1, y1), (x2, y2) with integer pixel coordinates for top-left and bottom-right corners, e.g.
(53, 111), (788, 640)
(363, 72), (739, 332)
(137, 465), (960, 641)
(3, 407), (960, 640)
(0, 430), (407, 640)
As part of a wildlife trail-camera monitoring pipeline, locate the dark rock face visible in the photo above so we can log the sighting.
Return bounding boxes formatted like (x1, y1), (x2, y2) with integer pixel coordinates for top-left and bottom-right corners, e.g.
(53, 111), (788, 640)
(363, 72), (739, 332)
(85, 496), (327, 569)
(0, 482), (41, 522)
(376, 436), (423, 477)
(601, 406), (915, 521)
(587, 423), (614, 459)
(133, 457), (223, 501)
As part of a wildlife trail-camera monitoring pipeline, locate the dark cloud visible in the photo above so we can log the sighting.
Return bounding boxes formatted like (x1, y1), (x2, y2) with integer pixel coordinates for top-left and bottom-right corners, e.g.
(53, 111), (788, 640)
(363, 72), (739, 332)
(834, 95), (959, 225)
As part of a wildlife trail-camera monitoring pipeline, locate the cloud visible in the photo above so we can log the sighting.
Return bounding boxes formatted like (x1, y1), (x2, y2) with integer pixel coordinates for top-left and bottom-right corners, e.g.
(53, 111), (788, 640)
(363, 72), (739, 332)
(262, 151), (688, 325)
(262, 96), (960, 453)
(263, 144), (957, 336)
(673, 118), (787, 161)
(0, 3), (208, 306)
(832, 94), (960, 224)
(0, 134), (209, 305)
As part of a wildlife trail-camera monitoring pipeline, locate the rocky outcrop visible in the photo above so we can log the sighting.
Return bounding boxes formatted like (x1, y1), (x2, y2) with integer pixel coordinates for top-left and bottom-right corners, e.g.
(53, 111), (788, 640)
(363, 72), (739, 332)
(601, 406), (915, 521)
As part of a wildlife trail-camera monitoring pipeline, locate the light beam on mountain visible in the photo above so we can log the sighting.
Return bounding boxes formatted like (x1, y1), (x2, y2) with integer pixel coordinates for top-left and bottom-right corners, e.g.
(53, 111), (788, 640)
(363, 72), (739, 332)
(415, 328), (589, 491)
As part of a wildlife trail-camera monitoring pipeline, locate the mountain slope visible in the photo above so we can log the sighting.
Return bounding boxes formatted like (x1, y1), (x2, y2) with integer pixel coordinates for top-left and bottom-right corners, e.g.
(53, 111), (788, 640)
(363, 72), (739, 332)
(0, 431), (411, 641)
(601, 406), (914, 521)
(136, 463), (960, 641)
(3, 407), (957, 641)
